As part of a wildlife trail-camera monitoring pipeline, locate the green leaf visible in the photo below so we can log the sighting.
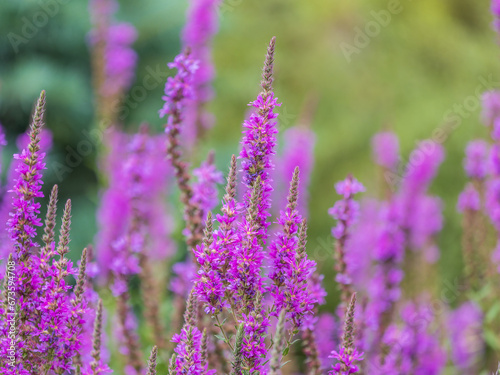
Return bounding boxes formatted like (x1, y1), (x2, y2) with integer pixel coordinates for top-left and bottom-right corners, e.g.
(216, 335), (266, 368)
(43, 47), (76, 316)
(214, 333), (226, 342)
(484, 330), (500, 350)
(486, 302), (500, 324)
(282, 346), (290, 356)
(280, 360), (292, 368)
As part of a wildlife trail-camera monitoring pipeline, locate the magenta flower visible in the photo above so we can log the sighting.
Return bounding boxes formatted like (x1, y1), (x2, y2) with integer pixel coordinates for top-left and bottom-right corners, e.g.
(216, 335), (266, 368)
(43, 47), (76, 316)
(329, 347), (363, 375)
(159, 52), (199, 120)
(89, 0), (137, 98)
(269, 169), (317, 328)
(457, 183), (481, 212)
(191, 156), (224, 220)
(464, 140), (489, 179)
(447, 302), (483, 372)
(181, 0), (221, 145)
(239, 38), (280, 242)
(0, 124), (6, 173)
(481, 90), (500, 125)
(194, 156), (239, 315)
(492, 0), (500, 34)
(329, 175), (365, 303)
(375, 302), (446, 375)
(372, 132), (400, 170)
(278, 125), (316, 216)
(7, 94), (46, 260)
(96, 128), (175, 290)
(240, 307), (270, 372)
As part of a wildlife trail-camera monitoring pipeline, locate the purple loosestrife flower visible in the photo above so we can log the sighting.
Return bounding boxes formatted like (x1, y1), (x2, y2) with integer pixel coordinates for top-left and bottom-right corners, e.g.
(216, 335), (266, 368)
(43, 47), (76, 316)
(0, 128), (53, 260)
(374, 302), (446, 375)
(269, 168), (317, 328)
(89, 0), (137, 98)
(159, 50), (209, 248)
(229, 177), (265, 313)
(398, 142), (444, 260)
(372, 132), (400, 170)
(364, 200), (405, 346)
(7, 92), (46, 260)
(486, 178), (500, 232)
(191, 153), (224, 221)
(239, 298), (270, 373)
(194, 155), (239, 315)
(278, 125), (315, 216)
(239, 37), (280, 241)
(315, 313), (339, 369)
(170, 259), (197, 298)
(328, 175), (365, 304)
(193, 213), (228, 315)
(96, 128), (174, 288)
(464, 140), (489, 179)
(1, 112), (88, 373)
(181, 0), (221, 145)
(0, 125), (6, 173)
(492, 0), (500, 35)
(159, 52), (199, 120)
(330, 294), (363, 375)
(343, 199), (380, 293)
(481, 90), (500, 126)
(170, 292), (215, 375)
(458, 183), (481, 212)
(447, 302), (484, 372)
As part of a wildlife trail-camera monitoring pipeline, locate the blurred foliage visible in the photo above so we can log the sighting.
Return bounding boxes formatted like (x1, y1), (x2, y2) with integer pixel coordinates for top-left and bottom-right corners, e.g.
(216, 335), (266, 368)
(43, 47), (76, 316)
(0, 0), (499, 311)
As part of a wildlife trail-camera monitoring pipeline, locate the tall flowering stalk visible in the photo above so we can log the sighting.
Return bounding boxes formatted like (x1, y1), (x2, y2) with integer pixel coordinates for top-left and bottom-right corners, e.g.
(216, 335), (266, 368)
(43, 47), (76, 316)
(159, 51), (208, 248)
(191, 152), (224, 221)
(329, 293), (363, 375)
(457, 182), (483, 289)
(181, 0), (221, 145)
(0, 92), (89, 373)
(0, 125), (6, 175)
(277, 100), (316, 216)
(229, 177), (265, 314)
(170, 292), (214, 375)
(269, 167), (317, 328)
(83, 300), (112, 374)
(7, 91), (46, 261)
(328, 175), (365, 305)
(374, 302), (446, 374)
(447, 302), (484, 373)
(239, 36), (280, 241)
(0, 128), (53, 260)
(88, 0), (137, 126)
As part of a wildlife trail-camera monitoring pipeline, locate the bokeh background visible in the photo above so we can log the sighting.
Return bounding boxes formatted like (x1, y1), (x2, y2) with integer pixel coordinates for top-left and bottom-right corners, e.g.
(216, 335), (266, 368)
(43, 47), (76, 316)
(0, 0), (498, 305)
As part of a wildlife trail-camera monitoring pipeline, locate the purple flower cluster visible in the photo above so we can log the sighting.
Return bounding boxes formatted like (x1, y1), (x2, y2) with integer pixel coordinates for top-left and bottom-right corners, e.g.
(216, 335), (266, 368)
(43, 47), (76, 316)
(6, 113), (46, 259)
(278, 125), (315, 216)
(372, 132), (400, 170)
(373, 302), (446, 374)
(89, 0), (137, 98)
(269, 168), (317, 328)
(159, 52), (199, 121)
(192, 156), (224, 220)
(447, 302), (484, 372)
(193, 156), (238, 314)
(239, 38), (280, 241)
(0, 92), (90, 373)
(181, 0), (221, 145)
(96, 128), (174, 293)
(328, 175), (365, 299)
(170, 294), (215, 375)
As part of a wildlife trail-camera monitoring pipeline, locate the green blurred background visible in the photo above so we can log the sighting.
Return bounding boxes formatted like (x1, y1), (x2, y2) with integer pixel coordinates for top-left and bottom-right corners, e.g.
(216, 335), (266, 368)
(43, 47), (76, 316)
(0, 0), (499, 302)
